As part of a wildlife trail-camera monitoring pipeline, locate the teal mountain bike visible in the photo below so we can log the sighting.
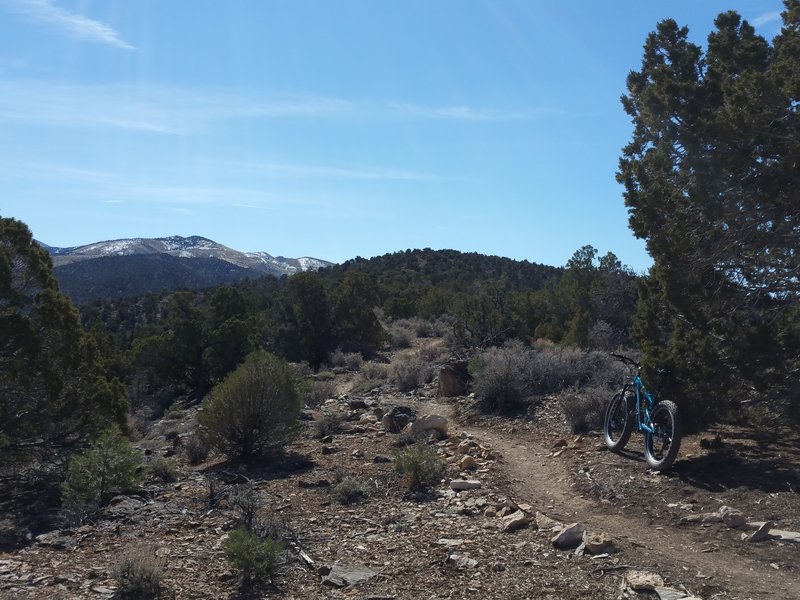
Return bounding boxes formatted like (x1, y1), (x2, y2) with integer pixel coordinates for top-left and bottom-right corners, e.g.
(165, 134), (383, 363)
(604, 354), (682, 471)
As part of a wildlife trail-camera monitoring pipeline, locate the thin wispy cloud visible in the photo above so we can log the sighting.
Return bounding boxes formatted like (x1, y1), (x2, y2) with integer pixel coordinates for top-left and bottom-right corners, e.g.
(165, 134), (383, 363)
(0, 81), (354, 134)
(388, 102), (569, 121)
(247, 162), (437, 182)
(751, 11), (781, 27)
(2, 0), (135, 50)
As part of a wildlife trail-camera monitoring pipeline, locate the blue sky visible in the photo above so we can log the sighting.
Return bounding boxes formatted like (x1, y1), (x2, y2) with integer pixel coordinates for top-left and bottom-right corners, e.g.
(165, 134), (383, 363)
(0, 0), (786, 271)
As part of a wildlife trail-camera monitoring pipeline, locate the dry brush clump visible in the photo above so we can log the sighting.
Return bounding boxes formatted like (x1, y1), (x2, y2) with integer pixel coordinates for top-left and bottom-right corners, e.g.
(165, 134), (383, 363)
(329, 348), (364, 371)
(561, 384), (610, 433)
(112, 547), (166, 599)
(470, 341), (627, 414)
(391, 352), (435, 392)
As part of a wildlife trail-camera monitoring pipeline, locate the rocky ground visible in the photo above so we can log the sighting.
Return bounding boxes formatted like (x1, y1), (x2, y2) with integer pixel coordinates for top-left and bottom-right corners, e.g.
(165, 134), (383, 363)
(2, 342), (799, 600)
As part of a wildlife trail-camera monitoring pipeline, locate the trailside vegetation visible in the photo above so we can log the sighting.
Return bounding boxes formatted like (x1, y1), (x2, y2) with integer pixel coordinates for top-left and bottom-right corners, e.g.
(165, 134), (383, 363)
(619, 1), (800, 427)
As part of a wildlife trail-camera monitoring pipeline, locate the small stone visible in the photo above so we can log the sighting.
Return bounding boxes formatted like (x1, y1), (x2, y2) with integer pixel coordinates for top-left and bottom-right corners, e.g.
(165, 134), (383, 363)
(460, 455), (477, 470)
(491, 562), (506, 572)
(625, 570), (665, 591)
(551, 523), (585, 550)
(535, 512), (562, 531)
(450, 479), (481, 491)
(502, 510), (532, 533)
(720, 506), (746, 529)
(484, 507), (498, 518)
(742, 521), (774, 543)
(583, 531), (615, 555)
(321, 563), (378, 588)
(445, 553), (478, 569)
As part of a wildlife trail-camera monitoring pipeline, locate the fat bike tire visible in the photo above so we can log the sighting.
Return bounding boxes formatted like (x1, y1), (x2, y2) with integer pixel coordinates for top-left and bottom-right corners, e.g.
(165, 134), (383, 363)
(603, 391), (633, 452)
(644, 400), (682, 471)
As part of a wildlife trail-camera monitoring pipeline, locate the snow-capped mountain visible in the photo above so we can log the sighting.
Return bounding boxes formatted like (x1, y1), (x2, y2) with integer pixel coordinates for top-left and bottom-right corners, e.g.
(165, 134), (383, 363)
(40, 236), (334, 304)
(44, 235), (333, 277)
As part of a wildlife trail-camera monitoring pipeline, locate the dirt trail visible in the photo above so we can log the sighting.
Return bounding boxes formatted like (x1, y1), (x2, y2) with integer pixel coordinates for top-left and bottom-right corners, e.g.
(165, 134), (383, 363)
(429, 399), (799, 600)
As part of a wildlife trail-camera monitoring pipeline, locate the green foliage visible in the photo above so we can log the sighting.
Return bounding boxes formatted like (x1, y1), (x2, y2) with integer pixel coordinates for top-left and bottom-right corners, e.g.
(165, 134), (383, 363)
(61, 428), (141, 522)
(0, 217), (128, 466)
(224, 527), (282, 586)
(147, 458), (179, 483)
(393, 443), (446, 490)
(197, 351), (302, 461)
(619, 5), (800, 427)
(331, 476), (372, 505)
(271, 272), (333, 368)
(332, 271), (386, 356)
(112, 549), (165, 599)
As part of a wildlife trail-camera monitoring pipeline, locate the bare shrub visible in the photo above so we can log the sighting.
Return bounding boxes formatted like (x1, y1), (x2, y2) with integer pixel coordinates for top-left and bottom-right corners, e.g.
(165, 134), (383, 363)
(471, 341), (628, 414)
(469, 341), (535, 413)
(230, 484), (262, 531)
(391, 356), (433, 392)
(561, 385), (609, 433)
(112, 547), (165, 599)
(304, 380), (336, 408)
(291, 361), (314, 378)
(408, 317), (437, 338)
(185, 432), (210, 465)
(389, 324), (415, 349)
(147, 458), (179, 483)
(417, 343), (446, 365)
(313, 411), (342, 439)
(329, 348), (363, 370)
(361, 362), (388, 380)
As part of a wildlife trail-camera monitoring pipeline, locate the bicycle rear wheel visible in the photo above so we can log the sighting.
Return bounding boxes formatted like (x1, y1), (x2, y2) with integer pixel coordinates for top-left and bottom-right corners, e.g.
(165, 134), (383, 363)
(603, 391), (633, 452)
(644, 400), (682, 471)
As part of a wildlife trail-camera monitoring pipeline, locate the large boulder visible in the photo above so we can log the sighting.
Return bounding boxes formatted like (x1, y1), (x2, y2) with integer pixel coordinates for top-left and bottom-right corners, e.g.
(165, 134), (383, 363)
(411, 414), (449, 438)
(437, 361), (470, 397)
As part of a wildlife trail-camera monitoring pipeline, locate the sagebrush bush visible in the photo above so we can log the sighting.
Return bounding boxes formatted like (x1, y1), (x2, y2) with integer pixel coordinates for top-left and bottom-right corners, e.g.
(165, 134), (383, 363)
(561, 385), (609, 433)
(469, 343), (534, 413)
(332, 476), (371, 505)
(313, 412), (342, 439)
(389, 324), (414, 349)
(391, 356), (433, 392)
(361, 362), (388, 380)
(112, 549), (164, 599)
(184, 432), (210, 465)
(147, 458), (179, 483)
(304, 380), (336, 408)
(470, 341), (627, 413)
(61, 428), (141, 523)
(224, 527), (282, 586)
(394, 443), (446, 490)
(329, 348), (363, 371)
(197, 352), (302, 462)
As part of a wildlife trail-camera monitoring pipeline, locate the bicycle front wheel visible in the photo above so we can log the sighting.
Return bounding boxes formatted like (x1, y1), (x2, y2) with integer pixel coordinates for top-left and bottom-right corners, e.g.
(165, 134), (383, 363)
(644, 400), (682, 471)
(603, 391), (633, 452)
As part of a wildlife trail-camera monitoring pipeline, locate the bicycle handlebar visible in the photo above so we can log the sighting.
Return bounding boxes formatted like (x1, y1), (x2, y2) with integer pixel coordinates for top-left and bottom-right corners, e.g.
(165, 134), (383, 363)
(610, 353), (640, 369)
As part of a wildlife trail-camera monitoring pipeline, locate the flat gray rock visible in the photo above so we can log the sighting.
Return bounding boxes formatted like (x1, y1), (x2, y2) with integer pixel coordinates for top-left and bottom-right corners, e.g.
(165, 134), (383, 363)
(321, 563), (378, 588)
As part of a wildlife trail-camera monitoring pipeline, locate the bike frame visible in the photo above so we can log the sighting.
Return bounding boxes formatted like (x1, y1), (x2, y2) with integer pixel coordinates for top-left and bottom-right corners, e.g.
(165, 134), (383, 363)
(623, 372), (657, 434)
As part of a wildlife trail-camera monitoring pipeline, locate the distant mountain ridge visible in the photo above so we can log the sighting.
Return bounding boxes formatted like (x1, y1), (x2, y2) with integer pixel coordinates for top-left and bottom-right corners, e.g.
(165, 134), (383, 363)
(40, 235), (333, 304)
